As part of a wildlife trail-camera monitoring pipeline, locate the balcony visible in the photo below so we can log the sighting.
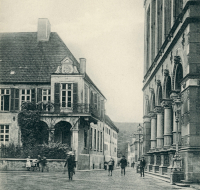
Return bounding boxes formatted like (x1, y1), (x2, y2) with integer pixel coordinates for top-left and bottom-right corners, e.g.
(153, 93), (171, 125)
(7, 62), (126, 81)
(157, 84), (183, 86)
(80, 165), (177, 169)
(38, 102), (103, 120)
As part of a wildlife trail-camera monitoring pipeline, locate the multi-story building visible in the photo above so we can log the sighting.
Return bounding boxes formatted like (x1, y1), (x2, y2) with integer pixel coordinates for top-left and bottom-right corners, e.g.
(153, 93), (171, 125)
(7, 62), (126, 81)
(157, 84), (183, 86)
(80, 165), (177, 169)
(0, 18), (118, 170)
(143, 0), (200, 182)
(104, 115), (118, 167)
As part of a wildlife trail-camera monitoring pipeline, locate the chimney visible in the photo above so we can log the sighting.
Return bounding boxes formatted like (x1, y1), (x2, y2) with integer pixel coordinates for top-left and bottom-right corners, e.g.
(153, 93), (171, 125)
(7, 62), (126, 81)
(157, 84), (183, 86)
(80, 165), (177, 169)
(79, 58), (86, 74)
(37, 18), (51, 42)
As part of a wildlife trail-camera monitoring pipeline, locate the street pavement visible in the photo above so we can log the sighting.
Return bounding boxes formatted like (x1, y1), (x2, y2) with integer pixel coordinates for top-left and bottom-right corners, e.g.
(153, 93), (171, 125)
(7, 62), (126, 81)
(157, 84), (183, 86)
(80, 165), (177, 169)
(0, 167), (197, 190)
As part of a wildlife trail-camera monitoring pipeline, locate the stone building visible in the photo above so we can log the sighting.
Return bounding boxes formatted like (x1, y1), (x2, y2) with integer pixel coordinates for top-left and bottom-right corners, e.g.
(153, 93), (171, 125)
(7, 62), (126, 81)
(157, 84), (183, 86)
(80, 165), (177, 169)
(104, 115), (118, 167)
(143, 0), (200, 182)
(0, 18), (118, 170)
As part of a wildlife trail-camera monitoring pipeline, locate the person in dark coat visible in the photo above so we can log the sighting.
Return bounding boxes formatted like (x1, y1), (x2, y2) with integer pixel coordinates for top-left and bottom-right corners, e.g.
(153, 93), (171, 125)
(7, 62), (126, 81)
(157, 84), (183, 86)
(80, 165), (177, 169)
(120, 155), (127, 176)
(64, 154), (76, 180)
(140, 157), (146, 177)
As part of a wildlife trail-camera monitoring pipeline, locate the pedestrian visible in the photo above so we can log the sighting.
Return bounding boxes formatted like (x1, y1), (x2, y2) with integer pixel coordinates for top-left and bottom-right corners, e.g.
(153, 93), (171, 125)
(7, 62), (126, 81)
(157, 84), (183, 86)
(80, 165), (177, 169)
(140, 156), (146, 177)
(26, 156), (31, 171)
(64, 153), (76, 180)
(120, 155), (127, 176)
(132, 161), (135, 168)
(37, 155), (41, 171)
(41, 156), (47, 172)
(108, 158), (114, 176)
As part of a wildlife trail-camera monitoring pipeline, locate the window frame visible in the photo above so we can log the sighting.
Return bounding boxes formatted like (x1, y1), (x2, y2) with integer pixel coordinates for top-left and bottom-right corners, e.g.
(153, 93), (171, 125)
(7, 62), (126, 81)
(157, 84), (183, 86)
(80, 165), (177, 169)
(61, 83), (73, 108)
(0, 89), (11, 111)
(0, 125), (9, 144)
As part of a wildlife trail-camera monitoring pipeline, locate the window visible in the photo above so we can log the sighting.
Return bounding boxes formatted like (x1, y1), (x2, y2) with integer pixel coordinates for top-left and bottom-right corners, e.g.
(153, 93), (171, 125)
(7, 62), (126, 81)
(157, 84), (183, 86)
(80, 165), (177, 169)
(97, 131), (99, 151)
(61, 84), (72, 108)
(84, 85), (88, 104)
(84, 130), (87, 148)
(109, 129), (110, 135)
(0, 89), (10, 111)
(0, 125), (9, 144)
(100, 132), (102, 151)
(114, 147), (116, 152)
(42, 89), (51, 102)
(90, 128), (93, 149)
(94, 129), (96, 150)
(21, 89), (31, 103)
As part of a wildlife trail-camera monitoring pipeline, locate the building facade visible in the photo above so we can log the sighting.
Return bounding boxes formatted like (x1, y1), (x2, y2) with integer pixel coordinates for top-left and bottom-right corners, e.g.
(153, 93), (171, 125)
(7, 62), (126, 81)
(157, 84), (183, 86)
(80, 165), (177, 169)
(143, 0), (200, 182)
(0, 18), (119, 170)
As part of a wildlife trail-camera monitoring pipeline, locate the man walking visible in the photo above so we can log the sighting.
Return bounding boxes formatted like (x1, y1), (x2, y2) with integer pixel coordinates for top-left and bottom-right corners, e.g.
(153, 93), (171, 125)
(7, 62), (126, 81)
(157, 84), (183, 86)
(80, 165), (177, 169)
(64, 154), (76, 180)
(140, 156), (146, 177)
(120, 155), (127, 176)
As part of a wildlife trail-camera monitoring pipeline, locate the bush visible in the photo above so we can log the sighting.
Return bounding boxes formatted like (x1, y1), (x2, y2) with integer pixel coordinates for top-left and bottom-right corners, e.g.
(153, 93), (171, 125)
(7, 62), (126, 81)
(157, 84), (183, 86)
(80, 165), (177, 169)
(0, 143), (70, 159)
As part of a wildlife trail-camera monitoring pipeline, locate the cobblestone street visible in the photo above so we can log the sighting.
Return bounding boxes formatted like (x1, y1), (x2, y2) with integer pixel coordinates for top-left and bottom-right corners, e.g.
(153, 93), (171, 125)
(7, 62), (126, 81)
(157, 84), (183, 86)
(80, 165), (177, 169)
(0, 168), (196, 190)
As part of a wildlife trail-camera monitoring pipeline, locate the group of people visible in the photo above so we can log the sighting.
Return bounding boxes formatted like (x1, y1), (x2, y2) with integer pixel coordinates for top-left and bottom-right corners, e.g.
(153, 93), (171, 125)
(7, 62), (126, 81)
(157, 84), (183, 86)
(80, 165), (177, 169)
(26, 155), (48, 172)
(26, 153), (146, 179)
(107, 155), (146, 177)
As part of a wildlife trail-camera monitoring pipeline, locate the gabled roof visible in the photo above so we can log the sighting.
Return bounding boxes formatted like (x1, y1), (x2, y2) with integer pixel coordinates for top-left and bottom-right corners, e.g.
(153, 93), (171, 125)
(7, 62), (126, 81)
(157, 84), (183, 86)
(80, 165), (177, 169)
(105, 115), (119, 133)
(0, 32), (80, 83)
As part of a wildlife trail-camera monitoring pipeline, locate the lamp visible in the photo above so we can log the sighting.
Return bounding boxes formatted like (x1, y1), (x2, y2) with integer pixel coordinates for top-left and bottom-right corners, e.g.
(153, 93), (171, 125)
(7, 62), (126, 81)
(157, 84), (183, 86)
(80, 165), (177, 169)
(173, 98), (182, 171)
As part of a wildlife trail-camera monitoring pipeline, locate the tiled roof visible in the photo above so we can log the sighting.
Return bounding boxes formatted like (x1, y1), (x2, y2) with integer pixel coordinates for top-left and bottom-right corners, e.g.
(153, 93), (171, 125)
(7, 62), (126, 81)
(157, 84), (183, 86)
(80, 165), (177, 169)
(105, 115), (119, 133)
(0, 32), (80, 83)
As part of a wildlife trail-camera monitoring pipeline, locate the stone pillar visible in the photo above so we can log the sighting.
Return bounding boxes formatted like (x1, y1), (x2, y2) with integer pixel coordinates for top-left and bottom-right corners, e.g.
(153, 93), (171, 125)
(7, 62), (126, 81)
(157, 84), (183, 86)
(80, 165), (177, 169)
(155, 106), (164, 149)
(143, 115), (151, 156)
(48, 128), (55, 143)
(72, 129), (79, 161)
(161, 100), (173, 149)
(159, 152), (169, 175)
(147, 153), (154, 172)
(153, 153), (160, 173)
(150, 114), (157, 150)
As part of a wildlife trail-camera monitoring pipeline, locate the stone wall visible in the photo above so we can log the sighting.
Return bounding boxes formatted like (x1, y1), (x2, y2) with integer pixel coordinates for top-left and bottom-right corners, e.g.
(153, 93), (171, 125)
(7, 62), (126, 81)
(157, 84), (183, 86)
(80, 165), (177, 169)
(0, 158), (66, 172)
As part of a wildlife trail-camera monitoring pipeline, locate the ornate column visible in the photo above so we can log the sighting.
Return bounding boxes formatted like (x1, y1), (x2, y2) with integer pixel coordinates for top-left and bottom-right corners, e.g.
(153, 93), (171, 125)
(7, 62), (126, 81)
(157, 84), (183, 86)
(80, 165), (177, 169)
(150, 113), (157, 150)
(161, 99), (173, 148)
(155, 106), (164, 149)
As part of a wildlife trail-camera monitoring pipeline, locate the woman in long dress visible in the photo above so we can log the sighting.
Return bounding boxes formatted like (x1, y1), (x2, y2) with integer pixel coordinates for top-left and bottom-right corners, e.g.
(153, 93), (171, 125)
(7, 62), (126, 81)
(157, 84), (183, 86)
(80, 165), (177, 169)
(26, 156), (31, 171)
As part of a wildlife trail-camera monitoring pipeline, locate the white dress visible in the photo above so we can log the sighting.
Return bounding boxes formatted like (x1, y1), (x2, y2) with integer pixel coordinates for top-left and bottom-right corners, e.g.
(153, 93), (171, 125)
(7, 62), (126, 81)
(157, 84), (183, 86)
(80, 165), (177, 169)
(26, 158), (31, 168)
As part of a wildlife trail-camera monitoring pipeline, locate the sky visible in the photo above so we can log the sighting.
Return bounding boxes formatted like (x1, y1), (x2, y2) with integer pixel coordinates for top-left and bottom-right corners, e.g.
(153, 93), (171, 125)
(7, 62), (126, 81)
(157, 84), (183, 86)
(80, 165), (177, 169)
(0, 0), (144, 123)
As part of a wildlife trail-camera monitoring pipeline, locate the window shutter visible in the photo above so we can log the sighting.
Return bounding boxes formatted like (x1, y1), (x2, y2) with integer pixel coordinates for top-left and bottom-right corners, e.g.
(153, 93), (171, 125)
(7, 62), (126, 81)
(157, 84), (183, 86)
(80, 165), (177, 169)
(15, 89), (19, 111)
(31, 88), (36, 104)
(11, 88), (15, 111)
(101, 100), (105, 120)
(73, 83), (78, 104)
(54, 83), (60, 113)
(90, 91), (93, 106)
(37, 88), (42, 102)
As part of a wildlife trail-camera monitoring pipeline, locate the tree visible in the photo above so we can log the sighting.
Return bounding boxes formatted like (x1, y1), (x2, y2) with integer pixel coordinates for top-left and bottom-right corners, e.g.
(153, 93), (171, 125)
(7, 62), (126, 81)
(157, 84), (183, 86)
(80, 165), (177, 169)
(18, 102), (41, 149)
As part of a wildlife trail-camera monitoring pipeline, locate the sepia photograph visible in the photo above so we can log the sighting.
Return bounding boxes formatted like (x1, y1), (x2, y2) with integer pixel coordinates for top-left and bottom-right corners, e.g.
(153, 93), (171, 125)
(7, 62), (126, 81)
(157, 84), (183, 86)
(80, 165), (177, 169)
(0, 0), (200, 189)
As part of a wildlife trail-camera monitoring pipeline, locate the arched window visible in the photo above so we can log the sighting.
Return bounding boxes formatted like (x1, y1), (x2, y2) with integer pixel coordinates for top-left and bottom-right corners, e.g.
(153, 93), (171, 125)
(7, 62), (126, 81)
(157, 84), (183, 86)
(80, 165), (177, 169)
(149, 88), (155, 111)
(163, 69), (171, 99)
(144, 95), (150, 115)
(156, 80), (162, 106)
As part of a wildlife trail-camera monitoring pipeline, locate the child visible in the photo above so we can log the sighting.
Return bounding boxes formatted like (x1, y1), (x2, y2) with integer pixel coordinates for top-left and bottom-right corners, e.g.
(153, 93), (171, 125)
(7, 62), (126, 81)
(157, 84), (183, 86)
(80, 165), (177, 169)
(26, 156), (31, 171)
(108, 158), (114, 176)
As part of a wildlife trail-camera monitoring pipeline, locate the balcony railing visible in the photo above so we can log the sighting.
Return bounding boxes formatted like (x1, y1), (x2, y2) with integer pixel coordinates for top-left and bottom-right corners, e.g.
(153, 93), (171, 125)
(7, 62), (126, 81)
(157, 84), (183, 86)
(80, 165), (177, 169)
(39, 102), (103, 120)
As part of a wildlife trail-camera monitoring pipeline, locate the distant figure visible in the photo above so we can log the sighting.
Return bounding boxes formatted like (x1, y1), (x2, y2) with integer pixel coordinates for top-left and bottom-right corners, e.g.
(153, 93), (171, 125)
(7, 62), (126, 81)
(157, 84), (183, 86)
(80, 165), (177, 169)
(140, 157), (146, 177)
(132, 161), (135, 168)
(108, 158), (114, 176)
(64, 154), (76, 180)
(26, 156), (31, 171)
(37, 155), (41, 171)
(41, 156), (47, 172)
(120, 155), (127, 176)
